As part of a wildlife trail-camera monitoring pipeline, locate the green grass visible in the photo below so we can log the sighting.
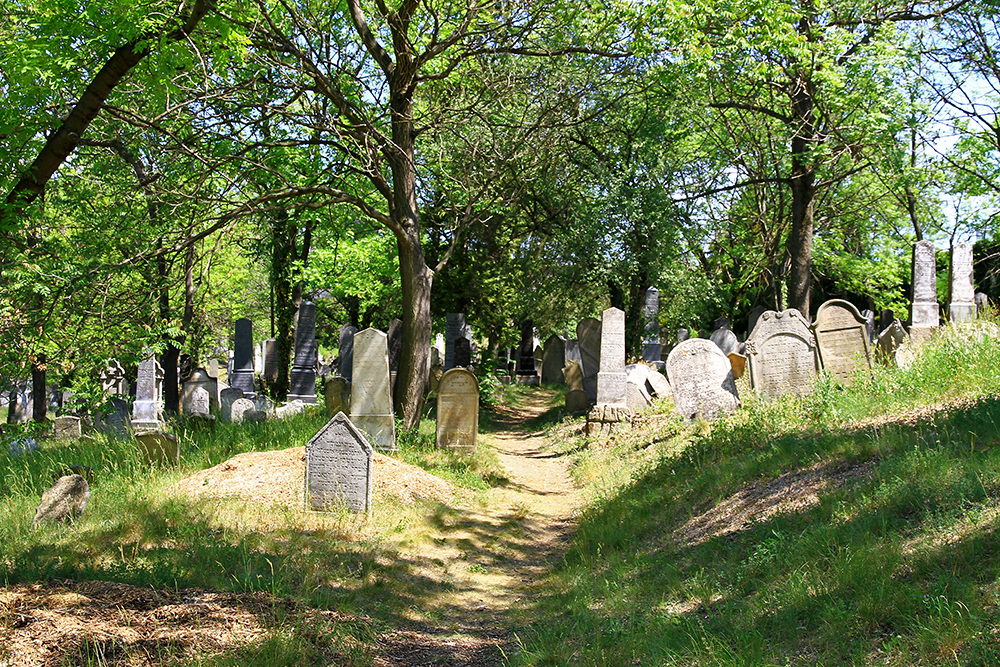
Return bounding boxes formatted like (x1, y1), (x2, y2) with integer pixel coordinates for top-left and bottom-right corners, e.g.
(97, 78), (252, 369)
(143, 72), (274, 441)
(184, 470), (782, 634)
(515, 323), (1000, 666)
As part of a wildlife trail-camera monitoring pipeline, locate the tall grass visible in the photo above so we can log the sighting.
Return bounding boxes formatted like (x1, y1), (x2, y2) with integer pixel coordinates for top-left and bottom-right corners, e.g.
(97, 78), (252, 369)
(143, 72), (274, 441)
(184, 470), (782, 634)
(515, 323), (1000, 666)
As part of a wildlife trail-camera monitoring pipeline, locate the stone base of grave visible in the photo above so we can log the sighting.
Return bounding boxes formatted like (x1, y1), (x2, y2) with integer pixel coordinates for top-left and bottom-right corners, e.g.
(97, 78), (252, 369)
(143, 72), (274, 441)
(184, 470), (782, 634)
(287, 393), (318, 404)
(516, 374), (540, 386)
(130, 418), (160, 432)
(586, 404), (634, 439)
(949, 303), (977, 324)
(135, 431), (179, 464)
(908, 325), (937, 347)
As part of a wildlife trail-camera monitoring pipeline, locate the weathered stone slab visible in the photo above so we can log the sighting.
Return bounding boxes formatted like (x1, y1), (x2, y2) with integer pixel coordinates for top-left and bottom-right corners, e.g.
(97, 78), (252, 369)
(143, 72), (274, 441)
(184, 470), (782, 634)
(812, 299), (872, 385)
(100, 397), (132, 439)
(642, 287), (662, 362)
(596, 308), (627, 406)
(219, 387), (244, 422)
(666, 339), (740, 421)
(861, 309), (876, 342)
(436, 368), (479, 451)
(428, 364), (444, 392)
(289, 301), (318, 403)
(709, 327), (739, 356)
(350, 328), (396, 451)
(585, 404), (633, 439)
(876, 319), (908, 366)
(53, 416), (82, 440)
(275, 400), (304, 419)
(135, 431), (179, 464)
(339, 325), (358, 380)
(646, 369), (671, 399)
(746, 309), (819, 400)
(562, 360), (584, 392)
(100, 360), (126, 397)
(263, 339), (278, 384)
(577, 318), (602, 402)
(229, 398), (256, 424)
(182, 369), (217, 415)
(325, 377), (351, 418)
(445, 313), (471, 370)
(911, 240), (940, 330)
(565, 389), (590, 415)
(33, 475), (89, 525)
(306, 412), (373, 513)
(230, 318), (257, 398)
(541, 335), (566, 385)
(676, 328), (690, 343)
(626, 365), (653, 411)
(949, 242), (976, 323)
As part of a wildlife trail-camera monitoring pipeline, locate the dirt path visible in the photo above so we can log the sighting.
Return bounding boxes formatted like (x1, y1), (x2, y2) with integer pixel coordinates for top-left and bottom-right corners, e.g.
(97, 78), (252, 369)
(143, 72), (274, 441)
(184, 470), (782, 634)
(375, 389), (580, 666)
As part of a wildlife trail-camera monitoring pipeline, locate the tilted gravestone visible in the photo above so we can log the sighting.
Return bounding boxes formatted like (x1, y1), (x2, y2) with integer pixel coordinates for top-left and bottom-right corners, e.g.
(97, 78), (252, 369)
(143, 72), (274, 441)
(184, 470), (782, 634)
(325, 376), (351, 418)
(646, 368), (672, 399)
(596, 308), (627, 407)
(350, 328), (396, 451)
(812, 299), (873, 385)
(746, 309), (819, 400)
(876, 319), (908, 366)
(182, 368), (218, 414)
(565, 389), (590, 415)
(577, 317), (602, 403)
(436, 368), (480, 451)
(445, 313), (471, 370)
(541, 335), (566, 385)
(709, 326), (740, 356)
(33, 475), (90, 525)
(339, 324), (358, 381)
(949, 242), (976, 323)
(288, 301), (318, 403)
(625, 365), (653, 411)
(641, 287), (662, 363)
(666, 339), (740, 421)
(306, 412), (373, 513)
(533, 344), (544, 375)
(131, 349), (160, 431)
(911, 240), (940, 334)
(219, 387), (244, 422)
(230, 318), (257, 398)
(53, 416), (82, 440)
(387, 319), (404, 372)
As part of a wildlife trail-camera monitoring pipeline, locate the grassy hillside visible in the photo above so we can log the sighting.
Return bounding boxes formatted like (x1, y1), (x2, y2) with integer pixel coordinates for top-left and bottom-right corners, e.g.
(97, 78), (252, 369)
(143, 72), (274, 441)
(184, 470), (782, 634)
(517, 323), (1000, 666)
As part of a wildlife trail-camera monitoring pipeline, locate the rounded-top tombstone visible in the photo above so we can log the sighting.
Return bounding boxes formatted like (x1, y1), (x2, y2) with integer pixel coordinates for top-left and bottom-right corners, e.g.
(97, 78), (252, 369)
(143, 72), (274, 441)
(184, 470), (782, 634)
(812, 299), (872, 385)
(666, 339), (739, 421)
(746, 309), (819, 400)
(436, 368), (480, 451)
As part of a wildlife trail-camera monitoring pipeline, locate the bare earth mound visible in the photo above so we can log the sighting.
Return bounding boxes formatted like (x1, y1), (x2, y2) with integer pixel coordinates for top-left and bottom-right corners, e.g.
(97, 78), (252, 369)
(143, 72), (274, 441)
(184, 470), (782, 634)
(168, 447), (455, 507)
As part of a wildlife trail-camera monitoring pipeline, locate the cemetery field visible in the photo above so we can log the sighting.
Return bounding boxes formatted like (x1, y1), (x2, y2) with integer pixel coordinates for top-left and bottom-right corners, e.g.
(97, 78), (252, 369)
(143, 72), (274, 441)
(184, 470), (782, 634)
(516, 326), (1000, 666)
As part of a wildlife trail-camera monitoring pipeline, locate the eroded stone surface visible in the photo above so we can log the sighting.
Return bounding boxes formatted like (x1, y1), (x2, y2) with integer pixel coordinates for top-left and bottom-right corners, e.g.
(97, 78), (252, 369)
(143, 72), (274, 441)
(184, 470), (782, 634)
(436, 369), (479, 451)
(746, 310), (819, 400)
(666, 339), (739, 421)
(812, 299), (872, 385)
(306, 412), (373, 513)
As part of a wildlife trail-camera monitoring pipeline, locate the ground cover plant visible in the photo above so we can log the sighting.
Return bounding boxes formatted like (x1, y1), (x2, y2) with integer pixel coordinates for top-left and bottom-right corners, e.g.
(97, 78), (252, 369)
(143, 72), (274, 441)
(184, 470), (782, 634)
(517, 324), (1000, 666)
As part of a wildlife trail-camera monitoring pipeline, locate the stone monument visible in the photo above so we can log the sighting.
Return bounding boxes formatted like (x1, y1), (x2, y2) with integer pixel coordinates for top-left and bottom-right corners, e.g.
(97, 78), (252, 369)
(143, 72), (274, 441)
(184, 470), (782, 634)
(288, 301), (318, 403)
(949, 241), (976, 323)
(230, 318), (256, 398)
(541, 335), (566, 385)
(325, 376), (351, 418)
(911, 240), (940, 336)
(812, 299), (872, 385)
(131, 349), (160, 431)
(445, 313), (471, 370)
(517, 320), (539, 384)
(306, 412), (373, 513)
(263, 339), (278, 384)
(339, 324), (358, 381)
(350, 328), (396, 451)
(436, 368), (479, 451)
(745, 309), (819, 400)
(182, 368), (218, 414)
(596, 308), (627, 406)
(577, 317), (602, 403)
(641, 287), (662, 363)
(666, 339), (740, 421)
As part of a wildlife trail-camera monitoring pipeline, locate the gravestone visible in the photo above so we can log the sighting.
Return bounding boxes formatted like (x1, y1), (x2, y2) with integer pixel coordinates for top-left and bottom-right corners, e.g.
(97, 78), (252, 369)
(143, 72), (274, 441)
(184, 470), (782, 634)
(714, 316), (731, 331)
(625, 365), (653, 411)
(436, 368), (480, 451)
(229, 398), (256, 424)
(230, 318), (256, 398)
(219, 387), (244, 422)
(434, 333), (445, 361)
(254, 342), (264, 374)
(728, 352), (747, 380)
(288, 301), (318, 403)
(861, 309), (876, 342)
(911, 240), (940, 332)
(454, 337), (472, 368)
(208, 359), (220, 379)
(541, 335), (566, 385)
(747, 307), (767, 339)
(154, 361), (164, 408)
(949, 242), (976, 323)
(429, 364), (444, 392)
(646, 369), (672, 399)
(101, 397), (131, 439)
(876, 319), (907, 365)
(562, 360), (584, 392)
(339, 324), (358, 381)
(263, 339), (278, 384)
(565, 389), (590, 415)
(182, 368), (218, 414)
(33, 475), (90, 525)
(745, 309), (819, 400)
(306, 412), (373, 513)
(100, 360), (126, 396)
(676, 328), (690, 343)
(517, 320), (539, 383)
(387, 319), (404, 372)
(596, 308), (627, 406)
(254, 394), (275, 415)
(445, 313), (471, 370)
(131, 349), (160, 431)
(666, 339), (740, 421)
(577, 317), (602, 403)
(350, 328), (396, 451)
(709, 326), (740, 356)
(878, 309), (895, 335)
(812, 300), (872, 384)
(187, 386), (211, 417)
(53, 416), (82, 440)
(565, 339), (581, 364)
(325, 377), (351, 418)
(135, 432), (179, 464)
(275, 400), (304, 419)
(533, 344), (544, 375)
(976, 292), (989, 315)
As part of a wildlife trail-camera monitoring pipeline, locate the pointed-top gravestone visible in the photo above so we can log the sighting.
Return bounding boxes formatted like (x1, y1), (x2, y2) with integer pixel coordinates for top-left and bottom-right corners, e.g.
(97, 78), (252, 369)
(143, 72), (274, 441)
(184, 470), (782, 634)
(306, 412), (373, 513)
(949, 242), (976, 323)
(339, 324), (358, 381)
(230, 318), (256, 398)
(746, 309), (819, 400)
(436, 368), (479, 451)
(350, 328), (396, 451)
(911, 240), (940, 331)
(131, 349), (160, 431)
(577, 317), (602, 402)
(596, 308), (627, 406)
(666, 339), (739, 421)
(289, 301), (318, 404)
(641, 287), (662, 363)
(812, 299), (872, 385)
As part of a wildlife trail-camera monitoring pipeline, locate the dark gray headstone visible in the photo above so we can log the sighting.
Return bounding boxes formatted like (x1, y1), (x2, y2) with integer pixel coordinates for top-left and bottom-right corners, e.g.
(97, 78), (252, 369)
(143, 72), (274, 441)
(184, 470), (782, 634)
(306, 412), (374, 513)
(676, 328), (690, 343)
(263, 339), (278, 384)
(454, 337), (472, 368)
(517, 320), (537, 377)
(445, 313), (471, 371)
(339, 324), (358, 381)
(976, 292), (989, 315)
(878, 309), (894, 335)
(565, 339), (581, 363)
(577, 318), (602, 402)
(230, 318), (256, 398)
(219, 387), (244, 422)
(541, 335), (566, 385)
(709, 327), (740, 356)
(642, 287), (662, 362)
(288, 301), (318, 403)
(101, 397), (131, 439)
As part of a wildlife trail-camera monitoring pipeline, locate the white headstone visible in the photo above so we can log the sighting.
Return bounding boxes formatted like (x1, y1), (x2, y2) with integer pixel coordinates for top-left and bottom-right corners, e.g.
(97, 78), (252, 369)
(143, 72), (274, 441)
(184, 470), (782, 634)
(666, 339), (740, 421)
(350, 328), (396, 451)
(911, 240), (940, 329)
(436, 368), (479, 451)
(596, 308), (626, 406)
(949, 241), (976, 323)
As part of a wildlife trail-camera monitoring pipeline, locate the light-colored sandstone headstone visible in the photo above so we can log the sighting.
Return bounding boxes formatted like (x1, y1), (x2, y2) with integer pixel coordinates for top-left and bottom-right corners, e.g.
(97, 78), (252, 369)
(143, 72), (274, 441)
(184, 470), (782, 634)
(577, 318), (602, 402)
(949, 241), (976, 323)
(325, 377), (352, 418)
(746, 309), (819, 400)
(219, 387), (244, 422)
(53, 416), (82, 440)
(812, 299), (872, 385)
(135, 431), (179, 464)
(33, 475), (89, 525)
(562, 360), (584, 392)
(565, 389), (590, 415)
(541, 335), (566, 385)
(182, 368), (217, 415)
(436, 368), (479, 451)
(350, 328), (396, 451)
(625, 365), (653, 411)
(728, 352), (747, 380)
(666, 339), (740, 421)
(911, 240), (940, 333)
(646, 369), (672, 399)
(306, 412), (373, 513)
(275, 400), (304, 419)
(876, 320), (908, 366)
(230, 398), (256, 424)
(596, 308), (627, 406)
(188, 386), (211, 416)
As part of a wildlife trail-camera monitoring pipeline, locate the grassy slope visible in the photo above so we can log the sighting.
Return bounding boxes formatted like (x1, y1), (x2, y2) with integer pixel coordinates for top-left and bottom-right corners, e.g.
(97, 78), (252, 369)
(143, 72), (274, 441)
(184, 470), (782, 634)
(517, 324), (1000, 666)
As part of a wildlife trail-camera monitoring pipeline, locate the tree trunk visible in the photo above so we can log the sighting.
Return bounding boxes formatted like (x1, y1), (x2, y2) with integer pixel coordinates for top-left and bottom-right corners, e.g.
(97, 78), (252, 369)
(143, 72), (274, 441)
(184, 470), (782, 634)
(786, 71), (816, 320)
(31, 353), (47, 422)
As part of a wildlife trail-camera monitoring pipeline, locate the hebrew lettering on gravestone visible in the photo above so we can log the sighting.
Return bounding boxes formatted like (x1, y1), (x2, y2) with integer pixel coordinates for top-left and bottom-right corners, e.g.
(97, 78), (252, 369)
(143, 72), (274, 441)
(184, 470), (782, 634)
(812, 300), (873, 385)
(436, 368), (480, 451)
(230, 318), (257, 398)
(306, 412), (373, 513)
(541, 335), (566, 385)
(131, 349), (160, 431)
(350, 328), (396, 451)
(288, 301), (318, 403)
(949, 242), (976, 323)
(745, 309), (820, 401)
(911, 240), (940, 329)
(666, 339), (739, 421)
(596, 308), (627, 406)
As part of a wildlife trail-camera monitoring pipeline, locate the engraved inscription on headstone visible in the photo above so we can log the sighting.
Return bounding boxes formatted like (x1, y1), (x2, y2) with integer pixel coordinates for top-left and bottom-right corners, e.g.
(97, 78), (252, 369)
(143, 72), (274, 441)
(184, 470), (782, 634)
(436, 368), (479, 451)
(911, 240), (940, 328)
(306, 412), (373, 513)
(641, 287), (662, 363)
(812, 299), (872, 385)
(350, 328), (396, 451)
(666, 339), (739, 421)
(596, 308), (627, 406)
(746, 309), (819, 400)
(131, 349), (160, 431)
(182, 368), (218, 414)
(949, 241), (976, 323)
